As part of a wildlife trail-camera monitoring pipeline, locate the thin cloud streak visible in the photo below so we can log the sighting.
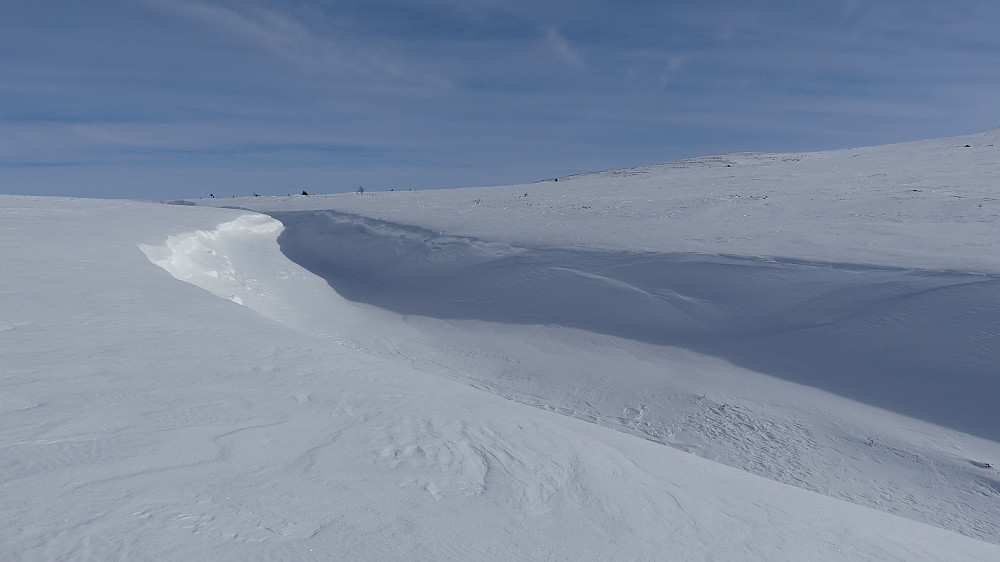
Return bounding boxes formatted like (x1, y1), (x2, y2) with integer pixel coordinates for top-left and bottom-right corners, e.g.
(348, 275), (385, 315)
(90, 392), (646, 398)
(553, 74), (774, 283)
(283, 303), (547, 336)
(1, 1), (999, 198)
(544, 27), (586, 70)
(136, 0), (451, 87)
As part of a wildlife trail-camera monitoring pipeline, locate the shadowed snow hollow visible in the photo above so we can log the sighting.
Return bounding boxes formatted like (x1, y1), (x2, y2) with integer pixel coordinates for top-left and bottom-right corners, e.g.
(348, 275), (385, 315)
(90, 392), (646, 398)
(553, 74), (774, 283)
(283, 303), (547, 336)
(270, 210), (1000, 443)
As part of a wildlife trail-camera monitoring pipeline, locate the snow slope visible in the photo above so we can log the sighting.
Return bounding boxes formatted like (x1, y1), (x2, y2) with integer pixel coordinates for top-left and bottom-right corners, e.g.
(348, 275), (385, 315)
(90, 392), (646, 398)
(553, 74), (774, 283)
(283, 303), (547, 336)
(225, 128), (1000, 272)
(188, 129), (1000, 545)
(1, 130), (998, 559)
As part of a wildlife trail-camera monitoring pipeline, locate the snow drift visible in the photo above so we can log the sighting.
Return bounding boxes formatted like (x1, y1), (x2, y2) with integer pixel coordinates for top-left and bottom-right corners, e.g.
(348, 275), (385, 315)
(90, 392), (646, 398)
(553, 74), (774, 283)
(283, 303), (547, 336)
(3, 129), (1000, 559)
(271, 209), (1000, 442)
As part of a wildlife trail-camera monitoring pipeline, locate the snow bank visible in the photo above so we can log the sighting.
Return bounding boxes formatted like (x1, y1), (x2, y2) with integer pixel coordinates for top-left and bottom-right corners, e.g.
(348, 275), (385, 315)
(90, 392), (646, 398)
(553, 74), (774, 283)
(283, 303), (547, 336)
(184, 130), (1000, 543)
(4, 129), (1000, 560)
(266, 208), (1000, 543)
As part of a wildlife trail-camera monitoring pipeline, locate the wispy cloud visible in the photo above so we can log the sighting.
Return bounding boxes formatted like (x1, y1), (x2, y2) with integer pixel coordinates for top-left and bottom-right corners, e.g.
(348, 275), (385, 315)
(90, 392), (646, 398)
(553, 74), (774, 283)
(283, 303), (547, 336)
(544, 27), (585, 70)
(138, 0), (316, 58)
(3, 0), (1000, 199)
(136, 0), (448, 87)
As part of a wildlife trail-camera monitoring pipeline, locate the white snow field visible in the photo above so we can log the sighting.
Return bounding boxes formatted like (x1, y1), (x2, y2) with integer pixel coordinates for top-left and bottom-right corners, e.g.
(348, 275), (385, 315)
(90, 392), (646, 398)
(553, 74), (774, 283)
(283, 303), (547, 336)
(1, 130), (998, 560)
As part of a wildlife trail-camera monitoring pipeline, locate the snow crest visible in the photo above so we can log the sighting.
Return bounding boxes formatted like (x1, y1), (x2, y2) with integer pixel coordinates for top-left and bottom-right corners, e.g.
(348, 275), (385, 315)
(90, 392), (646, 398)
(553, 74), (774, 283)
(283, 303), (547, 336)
(139, 213), (283, 308)
(138, 211), (375, 343)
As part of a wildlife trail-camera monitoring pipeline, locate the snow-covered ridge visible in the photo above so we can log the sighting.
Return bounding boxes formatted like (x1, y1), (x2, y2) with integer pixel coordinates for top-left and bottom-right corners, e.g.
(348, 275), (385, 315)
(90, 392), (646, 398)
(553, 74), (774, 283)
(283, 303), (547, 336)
(203, 128), (1000, 273)
(4, 128), (1000, 559)
(266, 208), (1000, 543)
(178, 130), (999, 545)
(134, 201), (1000, 545)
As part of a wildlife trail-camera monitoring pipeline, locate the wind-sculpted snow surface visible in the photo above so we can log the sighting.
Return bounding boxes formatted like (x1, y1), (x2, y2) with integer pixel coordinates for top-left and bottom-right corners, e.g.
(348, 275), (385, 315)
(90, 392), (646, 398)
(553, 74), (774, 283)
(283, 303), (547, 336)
(182, 130), (999, 546)
(7, 130), (1000, 559)
(271, 210), (1000, 442)
(140, 214), (283, 307)
(262, 209), (1000, 543)
(9, 196), (1000, 560)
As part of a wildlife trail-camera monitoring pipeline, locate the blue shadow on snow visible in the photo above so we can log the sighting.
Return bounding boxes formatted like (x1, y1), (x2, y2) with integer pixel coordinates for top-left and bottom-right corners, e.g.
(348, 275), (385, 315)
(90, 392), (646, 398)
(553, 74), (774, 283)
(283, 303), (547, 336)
(270, 210), (1000, 442)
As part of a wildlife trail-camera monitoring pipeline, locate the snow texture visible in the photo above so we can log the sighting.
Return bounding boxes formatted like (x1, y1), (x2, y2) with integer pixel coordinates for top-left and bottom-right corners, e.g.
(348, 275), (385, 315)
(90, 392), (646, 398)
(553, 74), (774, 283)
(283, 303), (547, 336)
(2, 129), (1000, 560)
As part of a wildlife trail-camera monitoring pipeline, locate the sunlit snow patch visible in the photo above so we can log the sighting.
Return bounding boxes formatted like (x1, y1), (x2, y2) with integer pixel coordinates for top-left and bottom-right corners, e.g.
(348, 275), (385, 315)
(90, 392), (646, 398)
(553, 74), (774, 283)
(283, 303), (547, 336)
(139, 213), (283, 308)
(138, 211), (375, 341)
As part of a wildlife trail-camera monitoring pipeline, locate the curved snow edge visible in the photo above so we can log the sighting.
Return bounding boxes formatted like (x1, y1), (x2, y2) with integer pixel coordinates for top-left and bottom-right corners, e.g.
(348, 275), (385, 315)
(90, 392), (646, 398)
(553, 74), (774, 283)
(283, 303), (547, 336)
(139, 213), (284, 308)
(138, 212), (371, 342)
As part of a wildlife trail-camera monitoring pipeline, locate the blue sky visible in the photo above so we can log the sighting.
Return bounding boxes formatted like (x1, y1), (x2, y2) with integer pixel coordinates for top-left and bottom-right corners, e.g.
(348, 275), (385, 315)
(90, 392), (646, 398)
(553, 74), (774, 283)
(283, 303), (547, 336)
(2, 0), (999, 199)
